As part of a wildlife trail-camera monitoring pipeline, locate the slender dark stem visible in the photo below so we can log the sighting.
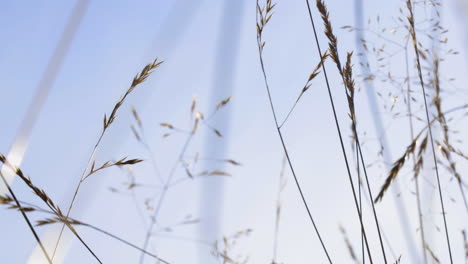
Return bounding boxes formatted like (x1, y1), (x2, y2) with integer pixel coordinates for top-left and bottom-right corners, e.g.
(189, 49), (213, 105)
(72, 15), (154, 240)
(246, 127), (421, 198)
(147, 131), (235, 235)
(351, 170), (400, 261)
(356, 144), (365, 264)
(0, 172), (52, 264)
(0, 154), (101, 263)
(353, 1), (419, 261)
(310, 0), (389, 260)
(405, 45), (428, 264)
(6, 199), (168, 263)
(256, 2), (333, 262)
(84, 224), (170, 264)
(407, 1), (453, 262)
(304, 0), (374, 262)
(279, 96), (302, 129)
(356, 138), (388, 263)
(72, 231), (102, 263)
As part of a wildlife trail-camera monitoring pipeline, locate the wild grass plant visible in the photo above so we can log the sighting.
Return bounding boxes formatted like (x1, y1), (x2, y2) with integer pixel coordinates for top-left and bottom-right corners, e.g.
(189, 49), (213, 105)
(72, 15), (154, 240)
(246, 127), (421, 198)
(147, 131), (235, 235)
(1, 0), (467, 263)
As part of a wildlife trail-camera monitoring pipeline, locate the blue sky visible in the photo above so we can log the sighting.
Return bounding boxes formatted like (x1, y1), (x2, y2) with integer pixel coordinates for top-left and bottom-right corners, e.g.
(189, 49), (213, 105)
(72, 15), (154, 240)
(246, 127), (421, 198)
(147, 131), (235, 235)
(1, 0), (467, 263)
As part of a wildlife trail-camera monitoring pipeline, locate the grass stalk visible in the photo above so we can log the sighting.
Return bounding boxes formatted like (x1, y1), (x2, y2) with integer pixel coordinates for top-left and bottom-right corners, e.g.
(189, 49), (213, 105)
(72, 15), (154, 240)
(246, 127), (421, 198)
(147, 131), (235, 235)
(256, 1), (333, 262)
(405, 44), (428, 264)
(0, 172), (52, 264)
(52, 58), (163, 261)
(406, 0), (453, 262)
(0, 153), (102, 263)
(305, 0), (387, 262)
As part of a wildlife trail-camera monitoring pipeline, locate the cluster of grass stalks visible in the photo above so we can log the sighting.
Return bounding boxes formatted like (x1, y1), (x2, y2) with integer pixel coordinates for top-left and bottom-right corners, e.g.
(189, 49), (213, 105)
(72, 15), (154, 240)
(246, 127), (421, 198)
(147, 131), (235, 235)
(1, 55), (239, 263)
(256, 0), (467, 263)
(0, 58), (173, 264)
(1, 0), (468, 263)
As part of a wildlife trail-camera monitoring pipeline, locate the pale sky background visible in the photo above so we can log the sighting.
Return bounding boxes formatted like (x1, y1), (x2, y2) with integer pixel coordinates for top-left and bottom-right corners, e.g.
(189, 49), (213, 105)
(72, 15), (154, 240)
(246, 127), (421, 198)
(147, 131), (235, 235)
(0, 0), (467, 263)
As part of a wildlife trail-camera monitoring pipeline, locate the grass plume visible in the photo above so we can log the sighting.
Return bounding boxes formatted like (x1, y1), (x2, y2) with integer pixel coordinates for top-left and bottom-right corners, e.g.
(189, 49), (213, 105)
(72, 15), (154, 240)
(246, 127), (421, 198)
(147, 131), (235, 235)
(313, 0), (388, 262)
(52, 58), (163, 261)
(406, 0), (453, 261)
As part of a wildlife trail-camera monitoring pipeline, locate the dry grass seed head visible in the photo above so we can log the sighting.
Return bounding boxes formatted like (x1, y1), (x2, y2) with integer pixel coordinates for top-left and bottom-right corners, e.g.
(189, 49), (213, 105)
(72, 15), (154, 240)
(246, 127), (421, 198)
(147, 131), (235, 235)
(131, 106), (142, 128)
(256, 0), (276, 52)
(424, 243), (441, 263)
(316, 0), (341, 73)
(216, 96), (233, 112)
(0, 153), (62, 216)
(339, 225), (359, 263)
(413, 134), (429, 178)
(131, 125), (141, 142)
(375, 134), (420, 202)
(343, 52), (358, 138)
(301, 51), (329, 96)
(104, 58), (163, 130)
(86, 157), (144, 179)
